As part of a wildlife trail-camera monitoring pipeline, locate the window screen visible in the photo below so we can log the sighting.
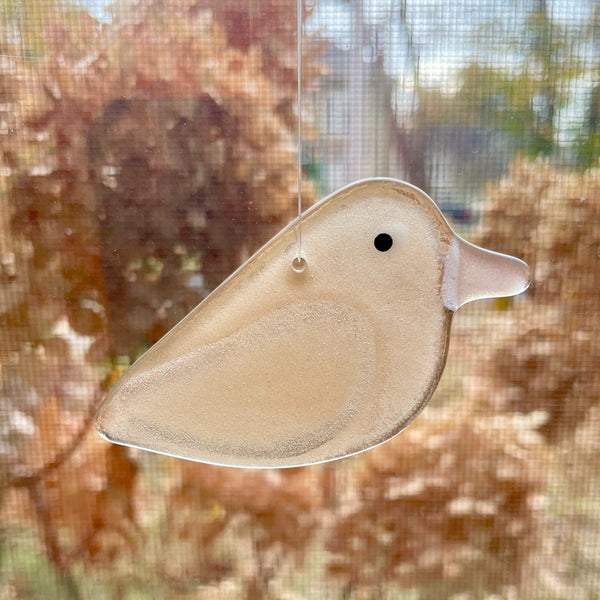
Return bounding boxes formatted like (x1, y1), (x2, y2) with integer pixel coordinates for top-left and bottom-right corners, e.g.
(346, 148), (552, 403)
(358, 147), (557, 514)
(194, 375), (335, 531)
(1, 0), (599, 598)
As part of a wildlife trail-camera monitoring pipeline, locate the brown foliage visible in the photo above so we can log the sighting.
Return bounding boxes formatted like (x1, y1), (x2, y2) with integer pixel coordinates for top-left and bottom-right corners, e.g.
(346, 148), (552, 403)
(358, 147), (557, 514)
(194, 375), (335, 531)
(4, 0), (316, 356)
(475, 160), (600, 440)
(162, 462), (323, 587)
(327, 414), (543, 598)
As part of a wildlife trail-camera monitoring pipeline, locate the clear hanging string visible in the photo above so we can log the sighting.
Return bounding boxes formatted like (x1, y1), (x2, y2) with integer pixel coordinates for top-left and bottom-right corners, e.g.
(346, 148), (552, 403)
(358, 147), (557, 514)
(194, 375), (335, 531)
(292, 0), (306, 273)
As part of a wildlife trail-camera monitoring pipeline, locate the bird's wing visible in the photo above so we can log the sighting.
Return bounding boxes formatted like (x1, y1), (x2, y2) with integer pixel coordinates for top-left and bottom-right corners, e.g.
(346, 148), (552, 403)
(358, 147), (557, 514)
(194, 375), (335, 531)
(96, 301), (377, 467)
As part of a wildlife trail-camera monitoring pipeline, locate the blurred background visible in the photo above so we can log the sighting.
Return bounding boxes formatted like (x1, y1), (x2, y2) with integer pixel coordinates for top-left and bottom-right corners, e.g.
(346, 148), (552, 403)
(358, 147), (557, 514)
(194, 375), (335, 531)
(0, 0), (599, 598)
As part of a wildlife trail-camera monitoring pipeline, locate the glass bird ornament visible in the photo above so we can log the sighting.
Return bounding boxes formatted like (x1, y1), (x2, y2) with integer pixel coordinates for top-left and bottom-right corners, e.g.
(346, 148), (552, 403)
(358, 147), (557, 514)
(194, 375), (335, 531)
(95, 179), (530, 468)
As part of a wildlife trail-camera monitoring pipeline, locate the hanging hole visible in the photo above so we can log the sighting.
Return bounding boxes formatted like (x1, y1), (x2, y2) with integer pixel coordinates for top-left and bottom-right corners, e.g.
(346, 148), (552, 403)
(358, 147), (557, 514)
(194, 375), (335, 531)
(291, 256), (307, 273)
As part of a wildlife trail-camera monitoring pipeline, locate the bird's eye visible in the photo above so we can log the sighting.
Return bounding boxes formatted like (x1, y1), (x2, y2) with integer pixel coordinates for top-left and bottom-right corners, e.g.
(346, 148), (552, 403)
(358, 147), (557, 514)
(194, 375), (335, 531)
(374, 233), (393, 252)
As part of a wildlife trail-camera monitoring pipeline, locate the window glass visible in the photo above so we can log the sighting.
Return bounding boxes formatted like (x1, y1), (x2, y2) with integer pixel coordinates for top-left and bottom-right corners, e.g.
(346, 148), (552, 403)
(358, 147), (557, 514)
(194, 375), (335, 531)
(1, 1), (599, 598)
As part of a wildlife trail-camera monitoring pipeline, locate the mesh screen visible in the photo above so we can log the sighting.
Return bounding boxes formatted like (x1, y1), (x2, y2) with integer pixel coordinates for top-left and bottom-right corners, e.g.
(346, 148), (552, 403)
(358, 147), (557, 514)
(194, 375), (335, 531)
(1, 0), (599, 598)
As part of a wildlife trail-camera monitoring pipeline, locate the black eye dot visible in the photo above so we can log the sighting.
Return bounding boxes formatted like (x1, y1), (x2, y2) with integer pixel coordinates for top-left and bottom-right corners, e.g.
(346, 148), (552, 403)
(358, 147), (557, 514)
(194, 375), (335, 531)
(374, 233), (393, 252)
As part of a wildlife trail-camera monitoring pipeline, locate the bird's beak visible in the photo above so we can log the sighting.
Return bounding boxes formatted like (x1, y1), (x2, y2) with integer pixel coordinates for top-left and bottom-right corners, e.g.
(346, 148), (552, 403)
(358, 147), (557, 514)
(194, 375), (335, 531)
(442, 235), (530, 311)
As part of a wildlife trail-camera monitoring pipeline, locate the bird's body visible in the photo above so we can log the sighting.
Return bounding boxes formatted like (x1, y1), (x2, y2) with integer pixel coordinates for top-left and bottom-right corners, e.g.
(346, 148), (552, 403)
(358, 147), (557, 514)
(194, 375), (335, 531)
(96, 179), (529, 467)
